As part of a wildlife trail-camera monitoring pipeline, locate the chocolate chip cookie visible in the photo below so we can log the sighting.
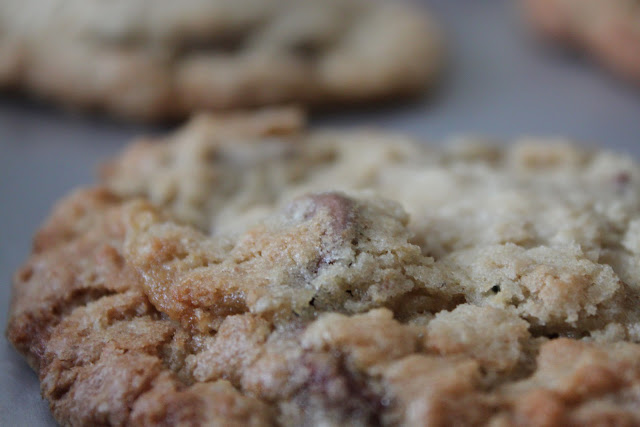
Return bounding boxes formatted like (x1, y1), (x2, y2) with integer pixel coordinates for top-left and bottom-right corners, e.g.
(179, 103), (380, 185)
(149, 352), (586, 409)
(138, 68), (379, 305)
(0, 0), (442, 120)
(8, 110), (640, 425)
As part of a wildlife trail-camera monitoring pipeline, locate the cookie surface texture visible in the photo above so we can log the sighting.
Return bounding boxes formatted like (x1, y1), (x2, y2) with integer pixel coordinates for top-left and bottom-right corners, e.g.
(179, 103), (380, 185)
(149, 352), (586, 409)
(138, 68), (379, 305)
(525, 0), (640, 84)
(8, 109), (640, 425)
(0, 0), (442, 120)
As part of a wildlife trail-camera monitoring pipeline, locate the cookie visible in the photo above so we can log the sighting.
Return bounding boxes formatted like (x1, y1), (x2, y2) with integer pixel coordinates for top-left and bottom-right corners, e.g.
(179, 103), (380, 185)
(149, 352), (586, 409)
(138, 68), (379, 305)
(0, 0), (442, 121)
(524, 0), (640, 84)
(8, 109), (640, 425)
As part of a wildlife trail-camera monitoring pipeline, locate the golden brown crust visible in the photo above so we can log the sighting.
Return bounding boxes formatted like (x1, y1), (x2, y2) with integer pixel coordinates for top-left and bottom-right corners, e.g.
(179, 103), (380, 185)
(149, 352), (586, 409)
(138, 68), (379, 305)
(8, 110), (640, 425)
(495, 339), (640, 426)
(8, 189), (274, 425)
(7, 188), (130, 370)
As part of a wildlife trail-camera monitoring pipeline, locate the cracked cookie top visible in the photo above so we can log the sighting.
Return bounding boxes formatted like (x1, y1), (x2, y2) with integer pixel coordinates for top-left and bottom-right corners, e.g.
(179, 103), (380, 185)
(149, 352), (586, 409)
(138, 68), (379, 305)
(8, 110), (640, 425)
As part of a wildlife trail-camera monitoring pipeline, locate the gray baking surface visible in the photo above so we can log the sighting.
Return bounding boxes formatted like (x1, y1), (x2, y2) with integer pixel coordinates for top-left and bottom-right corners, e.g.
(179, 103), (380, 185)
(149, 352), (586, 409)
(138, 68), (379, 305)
(1, 0), (639, 425)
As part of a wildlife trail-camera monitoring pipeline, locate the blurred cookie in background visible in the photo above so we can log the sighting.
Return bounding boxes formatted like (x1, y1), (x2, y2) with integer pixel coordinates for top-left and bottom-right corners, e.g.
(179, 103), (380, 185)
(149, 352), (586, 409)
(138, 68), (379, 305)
(524, 0), (640, 85)
(0, 0), (443, 121)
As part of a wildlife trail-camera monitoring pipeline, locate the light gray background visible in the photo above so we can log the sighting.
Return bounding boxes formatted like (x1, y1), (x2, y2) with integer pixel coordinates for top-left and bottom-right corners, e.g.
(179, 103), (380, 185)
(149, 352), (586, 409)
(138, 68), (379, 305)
(1, 0), (639, 425)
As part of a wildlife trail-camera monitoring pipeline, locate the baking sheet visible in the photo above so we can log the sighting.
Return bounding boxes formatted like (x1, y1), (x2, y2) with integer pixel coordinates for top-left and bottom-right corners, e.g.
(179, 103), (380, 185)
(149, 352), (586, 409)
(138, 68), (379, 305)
(2, 0), (640, 424)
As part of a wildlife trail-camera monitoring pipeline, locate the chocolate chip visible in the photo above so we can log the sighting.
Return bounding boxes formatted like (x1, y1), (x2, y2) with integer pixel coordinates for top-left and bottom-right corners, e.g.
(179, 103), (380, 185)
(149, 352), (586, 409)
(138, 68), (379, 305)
(176, 31), (248, 56)
(302, 193), (355, 233)
(615, 172), (630, 185)
(289, 38), (324, 60)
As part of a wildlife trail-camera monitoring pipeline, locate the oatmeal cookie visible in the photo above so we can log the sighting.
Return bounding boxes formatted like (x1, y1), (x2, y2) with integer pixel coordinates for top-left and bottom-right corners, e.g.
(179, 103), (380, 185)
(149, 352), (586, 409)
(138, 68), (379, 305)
(0, 0), (442, 120)
(8, 110), (640, 425)
(524, 0), (640, 85)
